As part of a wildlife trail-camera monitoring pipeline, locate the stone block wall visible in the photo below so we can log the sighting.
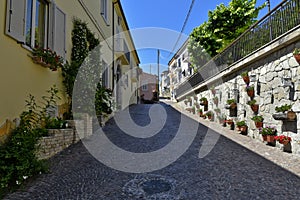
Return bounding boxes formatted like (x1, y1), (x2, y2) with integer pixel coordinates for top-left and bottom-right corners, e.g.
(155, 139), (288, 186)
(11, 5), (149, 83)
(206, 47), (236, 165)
(178, 30), (300, 155)
(36, 117), (93, 160)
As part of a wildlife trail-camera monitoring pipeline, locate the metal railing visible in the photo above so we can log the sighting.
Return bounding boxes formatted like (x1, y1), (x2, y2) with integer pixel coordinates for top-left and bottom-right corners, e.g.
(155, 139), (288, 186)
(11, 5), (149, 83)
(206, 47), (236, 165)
(175, 0), (300, 98)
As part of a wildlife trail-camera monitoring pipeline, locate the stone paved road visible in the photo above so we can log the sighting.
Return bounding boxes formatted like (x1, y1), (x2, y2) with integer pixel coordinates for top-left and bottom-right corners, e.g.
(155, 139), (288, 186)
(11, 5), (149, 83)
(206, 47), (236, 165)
(4, 103), (300, 199)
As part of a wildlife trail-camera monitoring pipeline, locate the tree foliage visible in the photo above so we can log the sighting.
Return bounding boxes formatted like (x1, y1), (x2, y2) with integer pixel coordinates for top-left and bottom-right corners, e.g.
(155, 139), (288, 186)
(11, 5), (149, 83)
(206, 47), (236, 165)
(188, 0), (265, 68)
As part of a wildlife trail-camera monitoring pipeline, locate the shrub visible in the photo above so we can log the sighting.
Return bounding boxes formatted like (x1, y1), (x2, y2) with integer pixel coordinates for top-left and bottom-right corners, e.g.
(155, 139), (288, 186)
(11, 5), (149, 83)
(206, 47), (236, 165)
(241, 71), (248, 77)
(236, 120), (246, 127)
(251, 115), (264, 122)
(275, 104), (292, 113)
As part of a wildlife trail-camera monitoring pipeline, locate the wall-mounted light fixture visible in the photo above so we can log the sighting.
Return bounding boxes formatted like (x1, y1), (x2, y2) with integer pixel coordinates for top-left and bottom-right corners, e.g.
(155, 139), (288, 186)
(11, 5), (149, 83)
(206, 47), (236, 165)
(282, 76), (293, 87)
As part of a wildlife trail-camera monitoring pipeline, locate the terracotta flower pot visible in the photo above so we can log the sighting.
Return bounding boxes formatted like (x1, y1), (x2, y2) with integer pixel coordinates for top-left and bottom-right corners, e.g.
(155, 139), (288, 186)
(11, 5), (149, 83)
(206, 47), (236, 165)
(280, 140), (290, 145)
(247, 89), (254, 97)
(267, 135), (275, 143)
(255, 121), (263, 128)
(243, 76), (250, 84)
(287, 111), (296, 121)
(262, 135), (267, 141)
(240, 126), (248, 132)
(251, 104), (259, 113)
(294, 54), (300, 64)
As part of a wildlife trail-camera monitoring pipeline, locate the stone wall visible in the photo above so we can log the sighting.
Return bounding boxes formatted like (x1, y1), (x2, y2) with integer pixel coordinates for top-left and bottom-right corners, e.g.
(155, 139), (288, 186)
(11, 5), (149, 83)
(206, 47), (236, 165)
(36, 117), (93, 160)
(177, 28), (300, 155)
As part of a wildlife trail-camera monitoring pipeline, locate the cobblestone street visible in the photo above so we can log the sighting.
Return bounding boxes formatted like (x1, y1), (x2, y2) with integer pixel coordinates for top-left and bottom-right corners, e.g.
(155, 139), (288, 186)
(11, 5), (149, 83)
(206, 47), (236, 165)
(5, 103), (300, 200)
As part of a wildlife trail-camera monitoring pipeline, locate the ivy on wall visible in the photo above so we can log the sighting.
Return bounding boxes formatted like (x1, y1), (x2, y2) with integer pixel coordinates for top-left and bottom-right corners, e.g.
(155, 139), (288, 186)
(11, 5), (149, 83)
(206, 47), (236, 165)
(62, 18), (100, 118)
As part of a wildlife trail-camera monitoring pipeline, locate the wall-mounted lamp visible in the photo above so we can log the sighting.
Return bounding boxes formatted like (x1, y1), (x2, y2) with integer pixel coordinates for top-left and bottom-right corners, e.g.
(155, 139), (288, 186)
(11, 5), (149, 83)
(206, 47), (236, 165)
(249, 73), (256, 82)
(282, 76), (293, 87)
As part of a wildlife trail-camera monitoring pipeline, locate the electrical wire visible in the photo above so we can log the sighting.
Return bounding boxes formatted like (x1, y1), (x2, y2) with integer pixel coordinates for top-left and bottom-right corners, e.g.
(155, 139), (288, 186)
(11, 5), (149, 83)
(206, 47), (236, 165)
(167, 0), (196, 58)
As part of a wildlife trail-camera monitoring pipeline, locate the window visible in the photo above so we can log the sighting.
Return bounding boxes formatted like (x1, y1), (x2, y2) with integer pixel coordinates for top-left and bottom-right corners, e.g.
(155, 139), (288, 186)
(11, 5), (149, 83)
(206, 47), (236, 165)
(101, 0), (109, 24)
(141, 80), (148, 91)
(25, 0), (48, 48)
(5, 0), (66, 58)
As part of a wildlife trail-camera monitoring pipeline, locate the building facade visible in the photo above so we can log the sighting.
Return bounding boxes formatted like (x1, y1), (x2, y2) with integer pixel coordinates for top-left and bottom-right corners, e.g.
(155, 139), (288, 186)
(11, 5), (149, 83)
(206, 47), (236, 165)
(0, 0), (140, 129)
(160, 70), (170, 98)
(168, 39), (193, 101)
(139, 72), (158, 101)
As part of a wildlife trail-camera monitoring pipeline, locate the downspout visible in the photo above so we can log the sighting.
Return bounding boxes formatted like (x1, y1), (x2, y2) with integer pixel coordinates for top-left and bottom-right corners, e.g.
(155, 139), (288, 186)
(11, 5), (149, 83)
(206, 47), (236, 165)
(112, 0), (118, 91)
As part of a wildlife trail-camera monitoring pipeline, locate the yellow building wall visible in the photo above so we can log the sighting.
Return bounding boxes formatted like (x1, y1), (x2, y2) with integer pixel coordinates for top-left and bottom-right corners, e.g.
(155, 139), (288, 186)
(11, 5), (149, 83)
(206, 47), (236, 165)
(0, 0), (113, 124)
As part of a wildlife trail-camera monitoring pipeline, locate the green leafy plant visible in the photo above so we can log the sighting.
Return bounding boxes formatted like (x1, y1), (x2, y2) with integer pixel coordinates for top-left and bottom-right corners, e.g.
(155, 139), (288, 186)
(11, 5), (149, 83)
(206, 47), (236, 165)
(198, 108), (203, 113)
(95, 83), (113, 117)
(214, 108), (221, 113)
(259, 126), (277, 136)
(226, 99), (236, 105)
(247, 99), (257, 106)
(241, 71), (249, 77)
(251, 115), (264, 122)
(200, 97), (207, 102)
(245, 85), (254, 91)
(206, 111), (213, 117)
(32, 47), (63, 71)
(236, 120), (246, 127)
(275, 104), (292, 113)
(293, 48), (300, 55)
(0, 86), (60, 197)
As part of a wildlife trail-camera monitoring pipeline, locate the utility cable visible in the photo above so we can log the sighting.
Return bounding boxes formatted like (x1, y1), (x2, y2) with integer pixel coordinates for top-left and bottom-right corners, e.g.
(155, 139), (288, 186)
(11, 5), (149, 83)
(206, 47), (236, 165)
(167, 0), (196, 58)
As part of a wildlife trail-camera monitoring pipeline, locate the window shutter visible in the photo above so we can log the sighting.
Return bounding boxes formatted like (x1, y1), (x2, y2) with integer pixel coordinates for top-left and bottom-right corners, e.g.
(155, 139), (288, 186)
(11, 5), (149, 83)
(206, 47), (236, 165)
(5, 0), (26, 43)
(53, 6), (66, 59)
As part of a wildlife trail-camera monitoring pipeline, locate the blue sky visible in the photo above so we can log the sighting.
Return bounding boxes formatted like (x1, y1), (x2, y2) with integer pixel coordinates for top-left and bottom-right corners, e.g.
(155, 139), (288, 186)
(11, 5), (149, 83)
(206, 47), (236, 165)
(120, 0), (283, 74)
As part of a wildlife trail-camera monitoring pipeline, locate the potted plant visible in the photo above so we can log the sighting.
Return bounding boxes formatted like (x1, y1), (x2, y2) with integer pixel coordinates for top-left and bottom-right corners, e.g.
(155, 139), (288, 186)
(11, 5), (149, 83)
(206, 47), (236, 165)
(200, 97), (208, 106)
(247, 99), (259, 113)
(273, 104), (296, 121)
(206, 111), (214, 120)
(214, 108), (221, 114)
(259, 126), (277, 142)
(251, 115), (264, 128)
(198, 108), (203, 117)
(225, 118), (233, 125)
(245, 85), (255, 97)
(210, 87), (216, 95)
(236, 120), (248, 134)
(226, 99), (236, 109)
(31, 47), (63, 71)
(213, 96), (219, 105)
(192, 106), (196, 114)
(274, 135), (292, 145)
(293, 48), (300, 64)
(241, 71), (250, 84)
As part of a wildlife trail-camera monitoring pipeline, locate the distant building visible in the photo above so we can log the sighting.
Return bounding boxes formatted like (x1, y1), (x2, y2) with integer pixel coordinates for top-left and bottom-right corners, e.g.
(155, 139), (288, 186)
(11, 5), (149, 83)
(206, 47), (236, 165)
(160, 70), (170, 97)
(168, 39), (193, 101)
(139, 72), (158, 101)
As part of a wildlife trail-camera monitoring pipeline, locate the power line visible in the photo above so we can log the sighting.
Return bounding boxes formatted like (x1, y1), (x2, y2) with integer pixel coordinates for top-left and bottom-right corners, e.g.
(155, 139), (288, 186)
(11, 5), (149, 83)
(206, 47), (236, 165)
(168, 0), (196, 58)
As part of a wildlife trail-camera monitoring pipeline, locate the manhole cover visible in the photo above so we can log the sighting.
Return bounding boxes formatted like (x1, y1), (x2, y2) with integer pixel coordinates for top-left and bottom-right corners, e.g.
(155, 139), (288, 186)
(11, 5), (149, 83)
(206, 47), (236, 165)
(141, 179), (172, 195)
(122, 174), (183, 199)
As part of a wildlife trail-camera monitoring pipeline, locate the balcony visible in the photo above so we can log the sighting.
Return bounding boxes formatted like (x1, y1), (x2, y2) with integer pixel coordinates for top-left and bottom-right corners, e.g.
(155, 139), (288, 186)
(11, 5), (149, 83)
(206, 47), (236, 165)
(115, 38), (130, 65)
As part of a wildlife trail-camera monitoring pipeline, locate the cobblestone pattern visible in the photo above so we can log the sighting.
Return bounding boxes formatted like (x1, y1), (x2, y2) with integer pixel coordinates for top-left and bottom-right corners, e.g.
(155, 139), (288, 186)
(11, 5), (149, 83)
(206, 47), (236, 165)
(5, 103), (300, 199)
